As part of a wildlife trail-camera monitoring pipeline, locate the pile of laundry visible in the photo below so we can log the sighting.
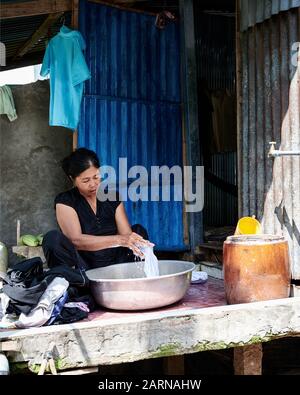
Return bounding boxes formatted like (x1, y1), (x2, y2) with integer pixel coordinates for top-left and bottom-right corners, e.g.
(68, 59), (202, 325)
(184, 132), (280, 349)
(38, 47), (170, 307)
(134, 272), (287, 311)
(0, 257), (95, 329)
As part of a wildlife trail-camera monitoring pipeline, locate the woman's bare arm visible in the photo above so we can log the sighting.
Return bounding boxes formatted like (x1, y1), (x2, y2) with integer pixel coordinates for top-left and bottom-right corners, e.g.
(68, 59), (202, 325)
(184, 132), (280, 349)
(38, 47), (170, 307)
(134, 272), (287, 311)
(56, 203), (148, 255)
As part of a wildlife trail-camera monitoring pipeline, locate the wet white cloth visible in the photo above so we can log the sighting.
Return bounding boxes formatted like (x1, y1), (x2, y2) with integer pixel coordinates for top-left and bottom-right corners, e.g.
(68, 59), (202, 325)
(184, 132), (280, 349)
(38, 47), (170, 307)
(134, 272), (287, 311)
(140, 245), (159, 278)
(16, 277), (69, 328)
(191, 271), (208, 284)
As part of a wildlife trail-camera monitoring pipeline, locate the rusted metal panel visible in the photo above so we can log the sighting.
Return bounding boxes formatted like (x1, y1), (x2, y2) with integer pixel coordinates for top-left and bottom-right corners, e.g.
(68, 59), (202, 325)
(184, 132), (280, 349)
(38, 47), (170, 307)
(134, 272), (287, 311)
(240, 0), (300, 31)
(239, 7), (300, 279)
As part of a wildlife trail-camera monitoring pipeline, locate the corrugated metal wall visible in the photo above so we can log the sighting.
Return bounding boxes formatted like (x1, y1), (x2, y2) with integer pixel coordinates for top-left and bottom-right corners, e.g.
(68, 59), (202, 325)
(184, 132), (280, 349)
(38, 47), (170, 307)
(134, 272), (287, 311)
(240, 0), (300, 31)
(79, 1), (187, 250)
(239, 5), (300, 278)
(194, 10), (236, 93)
(204, 152), (238, 227)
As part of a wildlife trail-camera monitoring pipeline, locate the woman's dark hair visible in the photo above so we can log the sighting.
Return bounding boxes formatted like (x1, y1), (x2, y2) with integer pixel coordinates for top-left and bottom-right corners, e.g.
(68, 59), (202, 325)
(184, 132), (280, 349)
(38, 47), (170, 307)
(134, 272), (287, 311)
(61, 148), (100, 179)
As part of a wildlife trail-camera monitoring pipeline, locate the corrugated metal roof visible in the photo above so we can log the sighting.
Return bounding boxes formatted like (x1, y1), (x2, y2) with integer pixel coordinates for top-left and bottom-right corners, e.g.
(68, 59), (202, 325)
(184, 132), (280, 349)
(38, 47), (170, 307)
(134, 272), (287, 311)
(78, 1), (187, 251)
(240, 0), (300, 31)
(238, 7), (300, 278)
(0, 11), (71, 70)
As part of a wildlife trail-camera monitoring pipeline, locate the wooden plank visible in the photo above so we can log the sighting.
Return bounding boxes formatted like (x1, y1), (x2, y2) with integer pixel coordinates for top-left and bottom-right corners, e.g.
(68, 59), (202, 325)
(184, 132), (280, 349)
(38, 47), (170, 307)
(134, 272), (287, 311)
(13, 13), (63, 60)
(163, 355), (185, 375)
(234, 344), (263, 375)
(1, 0), (72, 19)
(196, 243), (223, 252)
(88, 0), (156, 15)
(0, 341), (20, 352)
(0, 52), (43, 72)
(12, 246), (46, 262)
(71, 0), (79, 28)
(58, 367), (99, 375)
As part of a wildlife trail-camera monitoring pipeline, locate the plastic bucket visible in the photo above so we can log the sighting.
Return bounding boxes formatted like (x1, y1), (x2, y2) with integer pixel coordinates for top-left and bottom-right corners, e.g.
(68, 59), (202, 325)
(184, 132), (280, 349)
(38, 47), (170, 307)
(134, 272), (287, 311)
(235, 217), (262, 235)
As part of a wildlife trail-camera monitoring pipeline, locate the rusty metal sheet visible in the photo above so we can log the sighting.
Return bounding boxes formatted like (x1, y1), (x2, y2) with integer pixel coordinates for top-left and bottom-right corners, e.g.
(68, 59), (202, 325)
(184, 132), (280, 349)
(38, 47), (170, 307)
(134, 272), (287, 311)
(240, 0), (300, 31)
(239, 7), (300, 279)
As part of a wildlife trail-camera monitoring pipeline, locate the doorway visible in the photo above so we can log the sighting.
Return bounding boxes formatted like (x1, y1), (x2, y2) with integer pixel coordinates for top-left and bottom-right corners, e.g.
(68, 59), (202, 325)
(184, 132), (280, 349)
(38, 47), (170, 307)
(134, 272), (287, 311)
(194, 0), (237, 260)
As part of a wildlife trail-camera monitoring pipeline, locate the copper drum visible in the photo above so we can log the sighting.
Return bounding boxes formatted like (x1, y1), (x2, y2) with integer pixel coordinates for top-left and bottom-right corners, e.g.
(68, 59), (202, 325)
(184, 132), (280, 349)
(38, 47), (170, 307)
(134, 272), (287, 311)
(223, 235), (291, 304)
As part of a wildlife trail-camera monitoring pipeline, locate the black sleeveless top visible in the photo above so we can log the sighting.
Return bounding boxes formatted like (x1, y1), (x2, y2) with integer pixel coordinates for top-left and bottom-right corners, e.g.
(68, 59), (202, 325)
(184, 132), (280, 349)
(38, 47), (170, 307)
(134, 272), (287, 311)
(55, 188), (121, 268)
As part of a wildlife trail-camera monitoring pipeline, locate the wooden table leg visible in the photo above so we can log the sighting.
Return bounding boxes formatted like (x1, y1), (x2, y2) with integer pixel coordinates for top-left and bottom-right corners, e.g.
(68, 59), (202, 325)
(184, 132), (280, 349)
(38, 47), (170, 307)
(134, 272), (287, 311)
(234, 344), (263, 375)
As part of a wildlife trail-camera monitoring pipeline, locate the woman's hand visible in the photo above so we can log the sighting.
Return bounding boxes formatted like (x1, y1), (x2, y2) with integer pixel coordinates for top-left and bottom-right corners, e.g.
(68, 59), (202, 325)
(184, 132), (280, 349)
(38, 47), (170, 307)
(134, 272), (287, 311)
(119, 232), (154, 258)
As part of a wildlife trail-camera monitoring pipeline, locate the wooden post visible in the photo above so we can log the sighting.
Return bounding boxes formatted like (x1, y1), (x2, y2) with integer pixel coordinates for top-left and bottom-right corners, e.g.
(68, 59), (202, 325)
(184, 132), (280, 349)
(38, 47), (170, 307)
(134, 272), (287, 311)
(181, 105), (190, 246)
(163, 356), (185, 375)
(179, 0), (203, 250)
(16, 219), (20, 245)
(72, 0), (79, 151)
(234, 344), (263, 375)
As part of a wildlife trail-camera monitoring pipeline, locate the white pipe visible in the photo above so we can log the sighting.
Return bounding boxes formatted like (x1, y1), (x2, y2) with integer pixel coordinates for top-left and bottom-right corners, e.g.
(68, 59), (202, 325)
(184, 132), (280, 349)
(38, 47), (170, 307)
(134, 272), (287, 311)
(0, 353), (9, 375)
(269, 150), (300, 157)
(268, 142), (300, 157)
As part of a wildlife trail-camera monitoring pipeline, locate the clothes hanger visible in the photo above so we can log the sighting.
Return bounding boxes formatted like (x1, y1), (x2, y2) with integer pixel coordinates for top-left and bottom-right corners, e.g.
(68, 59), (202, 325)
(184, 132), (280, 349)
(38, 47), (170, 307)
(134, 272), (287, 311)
(60, 14), (66, 27)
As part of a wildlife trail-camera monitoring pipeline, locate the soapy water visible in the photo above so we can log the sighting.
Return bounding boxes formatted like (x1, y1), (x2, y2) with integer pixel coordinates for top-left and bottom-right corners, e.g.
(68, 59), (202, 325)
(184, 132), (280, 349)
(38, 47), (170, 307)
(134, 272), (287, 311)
(135, 245), (159, 278)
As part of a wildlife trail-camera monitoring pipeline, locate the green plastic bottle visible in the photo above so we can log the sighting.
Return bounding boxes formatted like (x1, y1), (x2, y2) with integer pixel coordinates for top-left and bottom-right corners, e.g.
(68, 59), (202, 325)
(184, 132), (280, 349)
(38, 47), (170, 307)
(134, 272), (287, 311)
(0, 242), (8, 274)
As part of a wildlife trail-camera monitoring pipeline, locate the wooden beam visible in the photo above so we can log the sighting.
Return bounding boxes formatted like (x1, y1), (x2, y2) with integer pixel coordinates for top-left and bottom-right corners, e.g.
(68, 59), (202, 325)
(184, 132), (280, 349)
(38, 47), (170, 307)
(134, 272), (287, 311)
(88, 0), (156, 16)
(71, 0), (79, 29)
(13, 13), (64, 60)
(1, 0), (72, 19)
(0, 341), (20, 352)
(163, 356), (185, 375)
(58, 367), (99, 375)
(234, 344), (263, 375)
(104, 0), (150, 4)
(1, 51), (43, 71)
(179, 0), (203, 248)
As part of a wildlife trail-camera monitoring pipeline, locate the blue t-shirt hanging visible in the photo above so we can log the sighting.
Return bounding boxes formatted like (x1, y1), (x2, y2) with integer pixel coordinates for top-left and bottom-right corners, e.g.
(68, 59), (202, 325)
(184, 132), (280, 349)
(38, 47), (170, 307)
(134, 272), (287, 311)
(40, 26), (91, 130)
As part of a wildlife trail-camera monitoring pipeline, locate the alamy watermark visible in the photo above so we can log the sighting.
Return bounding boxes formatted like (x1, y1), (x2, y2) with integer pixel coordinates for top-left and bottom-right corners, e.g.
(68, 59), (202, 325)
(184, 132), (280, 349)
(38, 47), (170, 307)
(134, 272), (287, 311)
(291, 42), (300, 67)
(97, 158), (204, 213)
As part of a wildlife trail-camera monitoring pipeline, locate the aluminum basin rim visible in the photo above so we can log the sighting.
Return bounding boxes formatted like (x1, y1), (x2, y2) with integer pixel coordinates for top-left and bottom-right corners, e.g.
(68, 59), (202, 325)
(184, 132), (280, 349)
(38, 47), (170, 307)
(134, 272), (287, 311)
(87, 263), (196, 283)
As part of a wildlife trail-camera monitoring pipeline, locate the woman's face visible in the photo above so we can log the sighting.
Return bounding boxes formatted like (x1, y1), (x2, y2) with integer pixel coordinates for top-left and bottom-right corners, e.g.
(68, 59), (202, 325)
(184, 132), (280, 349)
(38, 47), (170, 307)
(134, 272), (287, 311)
(74, 165), (100, 197)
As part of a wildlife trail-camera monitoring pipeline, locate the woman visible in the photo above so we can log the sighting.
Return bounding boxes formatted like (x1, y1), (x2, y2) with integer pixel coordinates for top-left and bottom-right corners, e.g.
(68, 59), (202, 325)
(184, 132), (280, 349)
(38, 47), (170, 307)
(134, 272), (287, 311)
(42, 148), (152, 276)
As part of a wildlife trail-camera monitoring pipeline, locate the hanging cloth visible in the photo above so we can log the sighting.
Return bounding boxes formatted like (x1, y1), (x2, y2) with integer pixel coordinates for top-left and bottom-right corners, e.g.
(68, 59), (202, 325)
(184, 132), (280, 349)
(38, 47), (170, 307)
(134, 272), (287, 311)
(0, 85), (18, 122)
(40, 25), (91, 130)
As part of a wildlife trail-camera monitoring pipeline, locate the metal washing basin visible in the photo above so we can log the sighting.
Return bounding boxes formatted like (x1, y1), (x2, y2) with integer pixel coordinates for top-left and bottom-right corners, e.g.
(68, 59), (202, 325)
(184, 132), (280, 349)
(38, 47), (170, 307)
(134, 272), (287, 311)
(86, 260), (195, 311)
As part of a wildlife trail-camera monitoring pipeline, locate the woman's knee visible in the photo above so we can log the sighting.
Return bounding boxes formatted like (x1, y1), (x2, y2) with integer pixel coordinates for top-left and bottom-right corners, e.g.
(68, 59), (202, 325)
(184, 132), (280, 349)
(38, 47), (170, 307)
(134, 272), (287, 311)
(42, 230), (65, 252)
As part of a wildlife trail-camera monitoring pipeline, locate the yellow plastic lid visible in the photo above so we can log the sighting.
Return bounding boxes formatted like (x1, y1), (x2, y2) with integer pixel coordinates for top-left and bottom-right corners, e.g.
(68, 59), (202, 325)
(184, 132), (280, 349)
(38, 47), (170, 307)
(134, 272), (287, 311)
(235, 217), (262, 235)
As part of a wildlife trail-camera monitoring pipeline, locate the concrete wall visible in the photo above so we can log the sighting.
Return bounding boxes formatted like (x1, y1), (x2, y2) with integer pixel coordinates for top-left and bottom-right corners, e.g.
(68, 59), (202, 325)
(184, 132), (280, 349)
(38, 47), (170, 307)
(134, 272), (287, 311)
(0, 80), (73, 265)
